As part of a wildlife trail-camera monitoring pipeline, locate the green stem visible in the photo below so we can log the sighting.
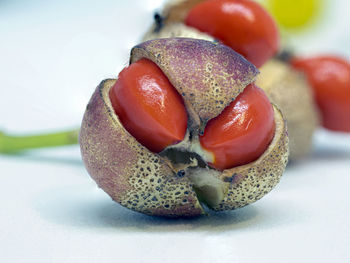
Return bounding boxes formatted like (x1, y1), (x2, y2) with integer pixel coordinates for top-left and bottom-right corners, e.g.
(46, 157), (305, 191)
(0, 129), (79, 153)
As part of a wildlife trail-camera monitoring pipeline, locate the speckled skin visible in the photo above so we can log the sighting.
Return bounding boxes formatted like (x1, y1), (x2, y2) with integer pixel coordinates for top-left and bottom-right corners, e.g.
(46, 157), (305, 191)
(256, 60), (319, 160)
(131, 38), (258, 124)
(80, 38), (289, 217)
(80, 79), (204, 217)
(215, 106), (288, 210)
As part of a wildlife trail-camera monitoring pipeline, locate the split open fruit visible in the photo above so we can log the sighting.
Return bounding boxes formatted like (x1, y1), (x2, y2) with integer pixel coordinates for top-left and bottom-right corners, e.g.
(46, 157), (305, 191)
(80, 38), (289, 217)
(142, 0), (319, 160)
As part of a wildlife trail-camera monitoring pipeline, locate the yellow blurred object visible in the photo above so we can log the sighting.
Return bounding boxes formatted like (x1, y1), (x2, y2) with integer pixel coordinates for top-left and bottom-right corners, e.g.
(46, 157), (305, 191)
(264, 0), (322, 30)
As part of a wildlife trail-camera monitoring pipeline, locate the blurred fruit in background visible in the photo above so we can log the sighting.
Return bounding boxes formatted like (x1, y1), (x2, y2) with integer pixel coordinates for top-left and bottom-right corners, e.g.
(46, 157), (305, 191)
(261, 0), (323, 31)
(291, 55), (350, 132)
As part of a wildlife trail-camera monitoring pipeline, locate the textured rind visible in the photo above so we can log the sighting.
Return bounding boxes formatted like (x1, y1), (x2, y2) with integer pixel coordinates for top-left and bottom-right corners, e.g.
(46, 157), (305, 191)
(79, 79), (205, 217)
(213, 106), (289, 211)
(80, 80), (288, 216)
(130, 38), (258, 123)
(256, 59), (319, 160)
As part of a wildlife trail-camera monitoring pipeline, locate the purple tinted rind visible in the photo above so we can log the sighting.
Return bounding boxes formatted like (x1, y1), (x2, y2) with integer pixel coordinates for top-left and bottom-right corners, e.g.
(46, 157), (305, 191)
(79, 79), (204, 217)
(130, 38), (259, 122)
(80, 79), (132, 200)
(80, 39), (288, 217)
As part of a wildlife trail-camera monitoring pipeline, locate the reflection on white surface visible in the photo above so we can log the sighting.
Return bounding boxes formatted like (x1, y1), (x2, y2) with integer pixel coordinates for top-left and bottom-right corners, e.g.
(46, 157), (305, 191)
(1, 131), (349, 263)
(0, 1), (350, 263)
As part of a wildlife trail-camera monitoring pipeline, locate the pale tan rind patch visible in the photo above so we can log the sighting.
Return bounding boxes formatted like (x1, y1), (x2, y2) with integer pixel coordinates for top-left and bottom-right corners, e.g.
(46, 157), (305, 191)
(142, 23), (214, 43)
(162, 0), (204, 23)
(256, 59), (319, 160)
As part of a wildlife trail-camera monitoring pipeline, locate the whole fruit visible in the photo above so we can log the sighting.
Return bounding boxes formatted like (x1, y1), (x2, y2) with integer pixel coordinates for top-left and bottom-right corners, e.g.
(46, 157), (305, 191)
(80, 38), (289, 217)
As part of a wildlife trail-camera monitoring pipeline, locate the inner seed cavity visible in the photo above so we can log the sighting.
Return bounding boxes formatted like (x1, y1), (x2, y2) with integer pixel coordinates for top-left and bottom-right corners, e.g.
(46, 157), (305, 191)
(159, 141), (227, 208)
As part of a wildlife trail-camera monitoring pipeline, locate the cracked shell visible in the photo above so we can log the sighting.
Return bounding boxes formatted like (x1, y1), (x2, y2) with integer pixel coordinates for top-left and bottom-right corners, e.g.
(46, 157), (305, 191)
(80, 79), (204, 217)
(80, 38), (289, 217)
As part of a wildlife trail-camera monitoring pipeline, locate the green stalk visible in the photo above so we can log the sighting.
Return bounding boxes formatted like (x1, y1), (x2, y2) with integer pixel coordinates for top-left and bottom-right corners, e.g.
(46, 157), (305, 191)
(0, 129), (79, 153)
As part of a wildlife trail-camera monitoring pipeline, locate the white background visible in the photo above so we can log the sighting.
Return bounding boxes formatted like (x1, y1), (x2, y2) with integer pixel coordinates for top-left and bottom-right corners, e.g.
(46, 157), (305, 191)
(1, 0), (350, 262)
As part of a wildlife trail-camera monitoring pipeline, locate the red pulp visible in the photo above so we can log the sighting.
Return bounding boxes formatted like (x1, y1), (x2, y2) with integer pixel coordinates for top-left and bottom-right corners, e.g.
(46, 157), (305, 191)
(109, 59), (188, 153)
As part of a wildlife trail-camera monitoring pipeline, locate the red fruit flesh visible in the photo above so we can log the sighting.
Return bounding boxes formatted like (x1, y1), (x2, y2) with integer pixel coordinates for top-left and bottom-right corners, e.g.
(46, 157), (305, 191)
(185, 0), (279, 68)
(291, 56), (350, 132)
(110, 59), (275, 171)
(200, 84), (276, 170)
(109, 59), (188, 153)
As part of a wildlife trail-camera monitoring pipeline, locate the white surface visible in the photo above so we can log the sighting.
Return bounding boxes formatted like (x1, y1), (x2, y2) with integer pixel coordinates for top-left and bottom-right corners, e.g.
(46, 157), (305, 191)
(1, 1), (350, 263)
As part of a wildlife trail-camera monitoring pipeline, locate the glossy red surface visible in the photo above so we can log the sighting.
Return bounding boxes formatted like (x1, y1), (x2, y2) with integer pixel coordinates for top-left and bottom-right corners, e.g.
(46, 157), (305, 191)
(200, 84), (276, 170)
(109, 59), (188, 152)
(292, 56), (350, 132)
(185, 0), (279, 67)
